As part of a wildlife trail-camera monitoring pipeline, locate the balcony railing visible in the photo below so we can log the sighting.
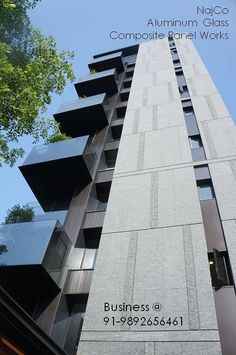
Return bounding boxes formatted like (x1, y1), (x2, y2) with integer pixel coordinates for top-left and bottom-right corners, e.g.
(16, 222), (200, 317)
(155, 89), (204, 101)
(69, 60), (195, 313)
(74, 68), (118, 96)
(96, 168), (114, 184)
(64, 269), (94, 294)
(116, 101), (127, 118)
(88, 51), (124, 74)
(0, 219), (70, 315)
(111, 118), (124, 140)
(54, 93), (109, 138)
(82, 210), (106, 230)
(19, 136), (96, 211)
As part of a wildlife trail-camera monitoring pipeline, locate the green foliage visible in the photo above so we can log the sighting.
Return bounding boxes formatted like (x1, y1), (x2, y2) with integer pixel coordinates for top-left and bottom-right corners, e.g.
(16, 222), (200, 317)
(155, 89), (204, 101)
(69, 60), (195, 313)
(47, 132), (71, 144)
(0, 245), (8, 255)
(4, 203), (34, 224)
(0, 0), (75, 166)
(44, 120), (71, 143)
(90, 68), (97, 74)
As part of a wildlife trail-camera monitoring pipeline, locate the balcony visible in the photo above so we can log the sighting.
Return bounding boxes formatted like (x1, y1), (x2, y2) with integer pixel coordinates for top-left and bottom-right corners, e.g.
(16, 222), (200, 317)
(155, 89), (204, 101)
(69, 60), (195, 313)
(0, 286), (68, 355)
(123, 78), (132, 89)
(64, 269), (93, 295)
(0, 220), (70, 316)
(120, 88), (130, 102)
(19, 136), (95, 211)
(111, 118), (124, 140)
(104, 140), (120, 151)
(96, 168), (114, 201)
(116, 101), (127, 118)
(54, 93), (109, 138)
(74, 69), (118, 97)
(82, 210), (106, 230)
(96, 168), (114, 184)
(88, 51), (124, 74)
(125, 67), (134, 78)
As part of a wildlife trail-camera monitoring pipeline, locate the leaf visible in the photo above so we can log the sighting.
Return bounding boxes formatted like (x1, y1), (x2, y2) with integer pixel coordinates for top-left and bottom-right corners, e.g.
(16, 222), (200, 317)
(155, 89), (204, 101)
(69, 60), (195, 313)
(0, 1), (75, 166)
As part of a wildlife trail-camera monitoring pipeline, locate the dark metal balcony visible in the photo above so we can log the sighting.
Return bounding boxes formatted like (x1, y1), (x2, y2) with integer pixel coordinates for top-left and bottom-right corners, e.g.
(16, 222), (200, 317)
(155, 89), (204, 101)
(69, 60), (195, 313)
(19, 136), (95, 211)
(54, 93), (109, 138)
(96, 168), (114, 184)
(64, 269), (93, 295)
(111, 118), (124, 140)
(96, 168), (114, 202)
(0, 220), (70, 316)
(103, 140), (119, 169)
(88, 52), (124, 74)
(74, 69), (118, 97)
(116, 101), (127, 118)
(120, 88), (130, 102)
(82, 210), (106, 230)
(0, 286), (67, 355)
(104, 140), (120, 151)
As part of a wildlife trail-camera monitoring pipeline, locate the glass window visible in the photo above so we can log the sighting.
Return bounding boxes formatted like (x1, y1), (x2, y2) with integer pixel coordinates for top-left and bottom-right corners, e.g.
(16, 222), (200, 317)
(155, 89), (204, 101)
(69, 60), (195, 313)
(173, 59), (180, 65)
(208, 251), (233, 290)
(184, 109), (194, 116)
(189, 136), (203, 149)
(179, 85), (189, 98)
(198, 184), (215, 200)
(179, 86), (188, 93)
(56, 237), (67, 259)
(127, 63), (135, 68)
(82, 248), (98, 269)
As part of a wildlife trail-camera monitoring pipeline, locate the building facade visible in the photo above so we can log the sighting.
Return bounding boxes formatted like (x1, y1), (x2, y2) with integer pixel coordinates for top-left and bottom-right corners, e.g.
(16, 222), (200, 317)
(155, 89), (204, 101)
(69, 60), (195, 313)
(0, 38), (236, 355)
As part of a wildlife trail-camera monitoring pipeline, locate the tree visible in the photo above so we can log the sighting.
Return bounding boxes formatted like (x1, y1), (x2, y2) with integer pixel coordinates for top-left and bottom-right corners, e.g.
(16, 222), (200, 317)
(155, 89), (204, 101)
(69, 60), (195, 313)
(0, 0), (75, 166)
(0, 245), (8, 255)
(4, 203), (34, 224)
(47, 132), (71, 144)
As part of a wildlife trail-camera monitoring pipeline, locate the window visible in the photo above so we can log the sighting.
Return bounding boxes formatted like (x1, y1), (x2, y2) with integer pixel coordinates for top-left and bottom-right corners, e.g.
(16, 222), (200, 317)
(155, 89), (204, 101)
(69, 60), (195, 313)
(178, 85), (189, 98)
(120, 91), (129, 102)
(189, 135), (203, 149)
(175, 70), (186, 87)
(198, 183), (215, 200)
(183, 106), (194, 115)
(182, 99), (192, 109)
(126, 70), (134, 78)
(104, 148), (118, 168)
(194, 165), (210, 181)
(123, 80), (132, 89)
(127, 62), (135, 68)
(208, 250), (233, 290)
(56, 237), (67, 260)
(171, 49), (177, 54)
(183, 108), (199, 136)
(173, 59), (180, 65)
(175, 69), (183, 75)
(81, 248), (98, 269)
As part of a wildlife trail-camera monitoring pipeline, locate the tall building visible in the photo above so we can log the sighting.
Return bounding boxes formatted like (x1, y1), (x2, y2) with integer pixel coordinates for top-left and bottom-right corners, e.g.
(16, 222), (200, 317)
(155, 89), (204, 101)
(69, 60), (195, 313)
(0, 37), (236, 355)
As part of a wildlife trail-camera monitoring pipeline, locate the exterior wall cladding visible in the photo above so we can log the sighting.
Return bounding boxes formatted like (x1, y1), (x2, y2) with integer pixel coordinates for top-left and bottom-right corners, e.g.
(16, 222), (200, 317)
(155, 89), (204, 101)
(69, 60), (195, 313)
(1, 38), (236, 355)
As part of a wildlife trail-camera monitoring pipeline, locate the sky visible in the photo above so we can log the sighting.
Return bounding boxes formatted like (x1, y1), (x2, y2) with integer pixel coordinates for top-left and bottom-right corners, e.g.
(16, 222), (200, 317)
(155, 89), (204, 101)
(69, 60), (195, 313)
(0, 0), (235, 222)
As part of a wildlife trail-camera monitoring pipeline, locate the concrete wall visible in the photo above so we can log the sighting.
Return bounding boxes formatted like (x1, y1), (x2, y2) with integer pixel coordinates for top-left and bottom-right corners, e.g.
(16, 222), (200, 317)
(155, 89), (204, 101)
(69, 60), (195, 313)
(78, 38), (224, 354)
